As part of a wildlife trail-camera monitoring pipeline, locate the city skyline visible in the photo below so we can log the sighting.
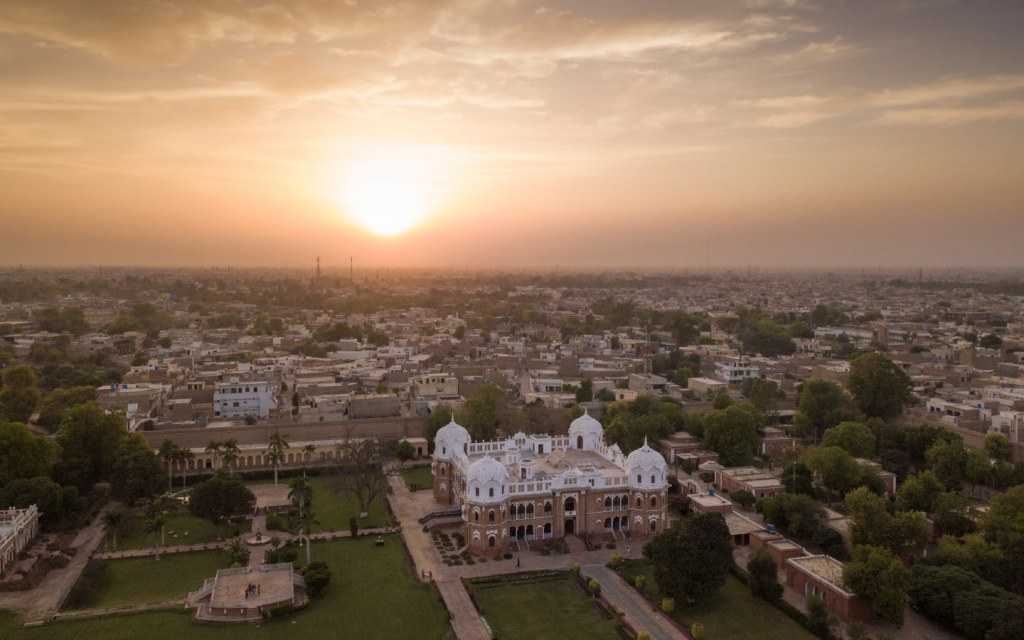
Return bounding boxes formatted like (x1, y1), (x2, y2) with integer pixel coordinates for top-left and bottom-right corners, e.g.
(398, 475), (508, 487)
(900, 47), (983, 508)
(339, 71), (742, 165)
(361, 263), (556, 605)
(2, 0), (1022, 268)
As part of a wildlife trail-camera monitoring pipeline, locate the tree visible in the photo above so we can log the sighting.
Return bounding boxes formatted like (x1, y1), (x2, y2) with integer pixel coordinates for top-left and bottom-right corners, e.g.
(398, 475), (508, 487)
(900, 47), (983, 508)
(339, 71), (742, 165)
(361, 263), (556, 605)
(158, 438), (178, 488)
(143, 514), (167, 558)
(575, 378), (594, 403)
(425, 403), (454, 446)
(174, 446), (195, 488)
(843, 545), (911, 626)
(103, 510), (122, 551)
(0, 365), (41, 423)
(394, 439), (415, 468)
(795, 379), (859, 441)
(780, 461), (815, 495)
(56, 402), (126, 490)
(821, 421), (876, 459)
(802, 446), (862, 502)
(925, 439), (967, 487)
(110, 436), (168, 505)
(805, 594), (832, 638)
(747, 548), (784, 602)
(643, 513), (733, 603)
(333, 433), (390, 517)
(0, 421), (59, 485)
(985, 433), (1012, 463)
(302, 561), (332, 598)
(0, 476), (84, 531)
(759, 493), (824, 540)
(188, 477), (255, 537)
(267, 430), (290, 485)
(743, 378), (781, 417)
(982, 485), (1024, 552)
(458, 385), (508, 441)
(221, 438), (241, 476)
(846, 352), (912, 420)
(979, 333), (1003, 350)
(36, 386), (95, 430)
(895, 470), (945, 513)
(204, 440), (223, 471)
(931, 492), (975, 537)
(700, 404), (760, 467)
(845, 486), (927, 561)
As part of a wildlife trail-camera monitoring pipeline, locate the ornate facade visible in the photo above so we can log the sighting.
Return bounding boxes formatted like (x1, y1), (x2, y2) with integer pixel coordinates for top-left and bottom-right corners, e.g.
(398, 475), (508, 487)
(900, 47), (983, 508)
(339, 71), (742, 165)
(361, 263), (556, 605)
(432, 410), (669, 557)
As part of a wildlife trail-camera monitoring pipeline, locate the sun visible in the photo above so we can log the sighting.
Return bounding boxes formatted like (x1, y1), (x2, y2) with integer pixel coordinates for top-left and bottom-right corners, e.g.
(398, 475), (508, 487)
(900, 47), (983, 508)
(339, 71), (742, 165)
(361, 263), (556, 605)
(333, 154), (436, 237)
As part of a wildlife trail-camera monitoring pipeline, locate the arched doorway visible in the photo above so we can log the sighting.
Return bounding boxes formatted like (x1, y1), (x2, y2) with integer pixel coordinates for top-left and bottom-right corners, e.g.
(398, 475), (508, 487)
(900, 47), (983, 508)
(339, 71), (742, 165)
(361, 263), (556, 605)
(565, 518), (575, 535)
(577, 435), (584, 449)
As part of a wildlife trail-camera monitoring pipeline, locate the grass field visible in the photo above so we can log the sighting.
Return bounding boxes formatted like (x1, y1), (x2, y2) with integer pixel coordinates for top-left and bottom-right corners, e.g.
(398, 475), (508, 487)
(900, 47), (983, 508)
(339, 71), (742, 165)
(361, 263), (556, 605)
(113, 512), (249, 551)
(618, 560), (817, 640)
(2, 535), (451, 640)
(468, 573), (622, 640)
(68, 551), (231, 610)
(401, 465), (434, 491)
(246, 475), (391, 532)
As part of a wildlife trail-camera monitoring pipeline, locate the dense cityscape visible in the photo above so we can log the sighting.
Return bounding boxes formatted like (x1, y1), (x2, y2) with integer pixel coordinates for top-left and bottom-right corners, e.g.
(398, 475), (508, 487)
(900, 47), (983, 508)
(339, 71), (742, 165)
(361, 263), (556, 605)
(1, 267), (1023, 639)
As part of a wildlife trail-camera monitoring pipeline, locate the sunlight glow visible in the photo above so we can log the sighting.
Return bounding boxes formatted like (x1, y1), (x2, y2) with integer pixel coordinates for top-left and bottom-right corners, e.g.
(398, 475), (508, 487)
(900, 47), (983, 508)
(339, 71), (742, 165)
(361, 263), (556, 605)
(334, 154), (439, 237)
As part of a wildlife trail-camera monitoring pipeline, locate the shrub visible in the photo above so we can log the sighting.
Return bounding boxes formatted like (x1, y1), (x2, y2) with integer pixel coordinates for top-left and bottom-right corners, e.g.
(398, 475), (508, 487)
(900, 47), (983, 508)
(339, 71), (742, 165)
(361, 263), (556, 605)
(572, 562), (581, 574)
(661, 597), (675, 614)
(268, 603), (294, 618)
(637, 632), (652, 640)
(265, 513), (287, 531)
(607, 553), (622, 568)
(588, 579), (601, 597)
(349, 517), (358, 537)
(635, 575), (646, 590)
(302, 561), (331, 598)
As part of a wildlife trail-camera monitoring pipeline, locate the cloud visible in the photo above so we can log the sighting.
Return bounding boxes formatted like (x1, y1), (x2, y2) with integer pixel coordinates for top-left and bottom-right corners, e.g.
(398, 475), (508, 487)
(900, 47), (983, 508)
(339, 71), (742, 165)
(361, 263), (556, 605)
(875, 101), (1024, 126)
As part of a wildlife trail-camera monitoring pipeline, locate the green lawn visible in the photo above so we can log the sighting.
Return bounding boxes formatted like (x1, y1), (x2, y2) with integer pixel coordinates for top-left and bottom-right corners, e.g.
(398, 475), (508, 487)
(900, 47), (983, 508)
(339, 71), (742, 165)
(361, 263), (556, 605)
(401, 465), (434, 491)
(1, 535), (451, 640)
(618, 560), (817, 640)
(468, 573), (622, 640)
(304, 476), (391, 532)
(114, 512), (249, 551)
(68, 551), (231, 610)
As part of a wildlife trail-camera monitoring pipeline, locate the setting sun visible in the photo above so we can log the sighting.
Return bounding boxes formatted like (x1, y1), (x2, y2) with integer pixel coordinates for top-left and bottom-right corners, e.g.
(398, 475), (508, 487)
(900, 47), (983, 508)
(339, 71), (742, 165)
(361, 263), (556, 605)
(336, 155), (436, 237)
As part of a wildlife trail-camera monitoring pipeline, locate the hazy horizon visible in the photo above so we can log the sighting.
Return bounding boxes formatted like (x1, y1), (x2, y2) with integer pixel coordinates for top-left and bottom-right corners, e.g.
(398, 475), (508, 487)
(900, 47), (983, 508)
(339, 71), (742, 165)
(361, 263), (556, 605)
(2, 1), (1022, 269)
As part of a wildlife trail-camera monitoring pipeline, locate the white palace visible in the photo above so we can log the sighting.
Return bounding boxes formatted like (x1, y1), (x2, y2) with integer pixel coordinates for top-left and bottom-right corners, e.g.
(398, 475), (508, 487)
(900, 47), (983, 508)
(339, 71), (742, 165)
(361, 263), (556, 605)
(430, 410), (669, 557)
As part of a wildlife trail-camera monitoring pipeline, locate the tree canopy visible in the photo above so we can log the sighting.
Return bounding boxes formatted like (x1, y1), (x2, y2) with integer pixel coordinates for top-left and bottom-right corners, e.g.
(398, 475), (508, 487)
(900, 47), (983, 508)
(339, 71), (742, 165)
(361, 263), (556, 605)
(188, 477), (255, 527)
(843, 545), (911, 626)
(795, 379), (859, 440)
(0, 421), (59, 485)
(821, 421), (876, 459)
(700, 403), (761, 467)
(846, 352), (912, 419)
(643, 513), (733, 603)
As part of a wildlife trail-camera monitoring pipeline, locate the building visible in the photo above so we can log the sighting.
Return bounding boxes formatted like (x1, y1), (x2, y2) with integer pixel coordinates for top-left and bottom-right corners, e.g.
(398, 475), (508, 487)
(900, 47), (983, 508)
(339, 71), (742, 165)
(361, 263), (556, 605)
(213, 378), (276, 419)
(0, 506), (40, 577)
(714, 356), (762, 385)
(431, 410), (669, 557)
(785, 555), (873, 622)
(715, 466), (786, 500)
(410, 373), (460, 400)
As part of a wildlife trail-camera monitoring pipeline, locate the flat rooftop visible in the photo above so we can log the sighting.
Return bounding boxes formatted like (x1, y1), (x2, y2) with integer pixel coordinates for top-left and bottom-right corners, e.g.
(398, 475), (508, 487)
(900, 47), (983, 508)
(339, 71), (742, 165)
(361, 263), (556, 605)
(789, 556), (850, 593)
(470, 447), (626, 480)
(689, 493), (732, 508)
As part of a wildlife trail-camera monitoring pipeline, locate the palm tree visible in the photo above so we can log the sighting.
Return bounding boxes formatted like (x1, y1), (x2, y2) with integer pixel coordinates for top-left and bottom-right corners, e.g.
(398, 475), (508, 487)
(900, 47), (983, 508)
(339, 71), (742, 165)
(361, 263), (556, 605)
(158, 439), (177, 488)
(227, 537), (248, 566)
(288, 476), (316, 564)
(267, 430), (290, 485)
(302, 443), (317, 477)
(144, 514), (167, 559)
(147, 496), (180, 550)
(292, 506), (318, 565)
(176, 447), (196, 488)
(221, 438), (241, 476)
(204, 440), (223, 473)
(103, 510), (122, 551)
(288, 477), (313, 511)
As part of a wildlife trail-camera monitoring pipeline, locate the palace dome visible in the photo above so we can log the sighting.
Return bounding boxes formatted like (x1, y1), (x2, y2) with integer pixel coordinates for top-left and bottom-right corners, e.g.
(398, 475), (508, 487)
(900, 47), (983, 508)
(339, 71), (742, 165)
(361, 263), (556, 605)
(625, 438), (668, 489)
(568, 408), (603, 451)
(434, 418), (471, 461)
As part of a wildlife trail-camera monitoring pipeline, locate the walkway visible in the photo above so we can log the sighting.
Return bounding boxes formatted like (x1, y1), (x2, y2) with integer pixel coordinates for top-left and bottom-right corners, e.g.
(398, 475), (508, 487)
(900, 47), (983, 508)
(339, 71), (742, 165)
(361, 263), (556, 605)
(582, 565), (689, 640)
(0, 503), (116, 623)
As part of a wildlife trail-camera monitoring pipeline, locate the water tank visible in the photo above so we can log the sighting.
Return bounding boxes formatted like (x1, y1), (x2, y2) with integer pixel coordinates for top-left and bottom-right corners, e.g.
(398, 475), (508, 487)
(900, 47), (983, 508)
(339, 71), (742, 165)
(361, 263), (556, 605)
(767, 524), (776, 533)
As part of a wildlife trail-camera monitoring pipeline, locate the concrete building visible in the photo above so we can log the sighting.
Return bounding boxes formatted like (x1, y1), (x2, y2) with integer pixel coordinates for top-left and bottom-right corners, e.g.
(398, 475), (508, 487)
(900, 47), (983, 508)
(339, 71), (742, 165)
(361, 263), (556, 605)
(785, 555), (873, 622)
(213, 379), (276, 419)
(715, 466), (786, 500)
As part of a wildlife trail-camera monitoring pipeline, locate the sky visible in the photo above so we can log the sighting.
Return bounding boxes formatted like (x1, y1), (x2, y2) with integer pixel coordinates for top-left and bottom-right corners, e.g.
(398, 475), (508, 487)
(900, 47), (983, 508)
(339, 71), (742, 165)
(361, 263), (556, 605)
(1, 0), (1022, 270)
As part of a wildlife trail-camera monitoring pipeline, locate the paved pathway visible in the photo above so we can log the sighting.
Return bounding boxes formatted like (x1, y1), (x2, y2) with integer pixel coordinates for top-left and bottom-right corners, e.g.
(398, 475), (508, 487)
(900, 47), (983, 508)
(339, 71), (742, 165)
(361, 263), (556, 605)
(582, 565), (689, 640)
(0, 503), (116, 623)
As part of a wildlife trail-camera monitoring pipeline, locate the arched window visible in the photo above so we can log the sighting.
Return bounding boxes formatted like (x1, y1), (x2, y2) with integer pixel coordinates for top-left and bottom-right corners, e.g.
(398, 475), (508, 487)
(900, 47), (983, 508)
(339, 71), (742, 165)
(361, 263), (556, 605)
(488, 510), (495, 523)
(577, 435), (584, 449)
(544, 523), (552, 535)
(517, 504), (525, 518)
(650, 496), (657, 508)
(604, 497), (611, 510)
(604, 518), (611, 530)
(544, 502), (552, 515)
(636, 497), (642, 507)
(526, 504), (534, 517)
(488, 536), (495, 548)
(442, 447), (446, 455)
(650, 474), (655, 483)
(475, 487), (480, 497)
(441, 466), (446, 476)
(474, 511), (479, 522)
(613, 496), (620, 509)
(521, 468), (526, 479)
(564, 497), (576, 512)
(650, 520), (657, 532)
(636, 474), (642, 483)
(489, 487), (494, 498)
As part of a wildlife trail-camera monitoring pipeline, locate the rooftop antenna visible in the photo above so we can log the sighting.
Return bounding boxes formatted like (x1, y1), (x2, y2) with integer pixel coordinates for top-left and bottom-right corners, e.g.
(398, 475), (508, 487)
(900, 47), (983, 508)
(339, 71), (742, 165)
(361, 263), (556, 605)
(316, 256), (321, 281)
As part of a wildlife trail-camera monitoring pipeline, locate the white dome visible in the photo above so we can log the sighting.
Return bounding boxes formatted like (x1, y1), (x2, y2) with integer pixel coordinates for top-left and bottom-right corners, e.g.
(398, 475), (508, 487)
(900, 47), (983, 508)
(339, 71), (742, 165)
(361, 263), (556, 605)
(626, 438), (668, 489)
(568, 408), (604, 451)
(434, 418), (471, 461)
(466, 454), (510, 504)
